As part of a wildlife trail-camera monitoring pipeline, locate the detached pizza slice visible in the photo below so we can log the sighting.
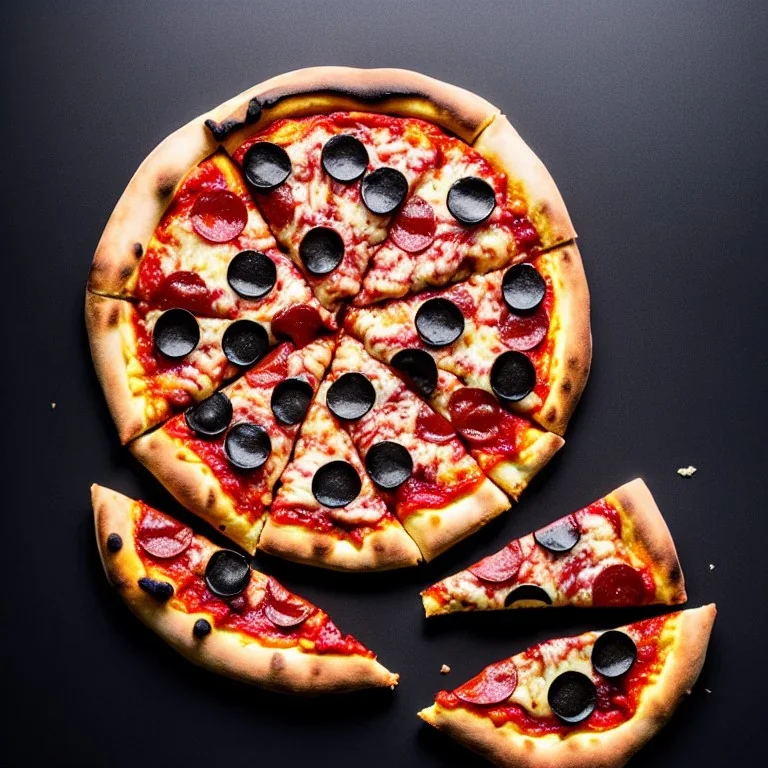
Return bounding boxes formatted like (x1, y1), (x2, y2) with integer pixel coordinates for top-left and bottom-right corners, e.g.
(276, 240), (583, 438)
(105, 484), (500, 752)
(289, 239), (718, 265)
(419, 604), (716, 768)
(130, 338), (335, 553)
(92, 485), (398, 694)
(346, 243), (591, 435)
(323, 335), (510, 561)
(422, 479), (686, 617)
(88, 149), (334, 336)
(229, 112), (444, 310)
(423, 369), (563, 500)
(259, 387), (422, 571)
(86, 294), (249, 443)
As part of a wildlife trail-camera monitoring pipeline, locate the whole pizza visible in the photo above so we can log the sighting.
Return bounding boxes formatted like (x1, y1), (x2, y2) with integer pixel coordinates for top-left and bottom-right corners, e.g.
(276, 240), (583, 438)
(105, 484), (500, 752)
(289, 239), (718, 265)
(86, 66), (590, 570)
(85, 67), (714, 762)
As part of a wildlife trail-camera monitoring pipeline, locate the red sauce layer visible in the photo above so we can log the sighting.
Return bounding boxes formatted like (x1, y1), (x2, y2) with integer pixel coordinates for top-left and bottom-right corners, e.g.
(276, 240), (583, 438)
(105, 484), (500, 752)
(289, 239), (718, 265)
(396, 472), (487, 520)
(134, 503), (370, 656)
(435, 614), (669, 736)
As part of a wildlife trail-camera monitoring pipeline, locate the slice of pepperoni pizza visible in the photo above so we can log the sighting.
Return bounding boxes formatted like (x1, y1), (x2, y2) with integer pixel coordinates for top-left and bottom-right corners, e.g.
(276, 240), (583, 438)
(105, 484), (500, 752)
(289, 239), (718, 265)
(88, 149), (334, 337)
(345, 243), (591, 436)
(259, 390), (422, 571)
(422, 369), (564, 501)
(355, 134), (544, 306)
(129, 338), (335, 553)
(418, 604), (716, 767)
(229, 112), (444, 311)
(322, 335), (510, 561)
(86, 294), (251, 443)
(421, 479), (686, 617)
(93, 485), (398, 693)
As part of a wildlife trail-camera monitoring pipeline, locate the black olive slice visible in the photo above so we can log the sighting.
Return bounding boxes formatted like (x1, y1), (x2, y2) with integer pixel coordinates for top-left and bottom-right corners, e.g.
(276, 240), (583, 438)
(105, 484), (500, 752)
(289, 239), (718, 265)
(390, 348), (438, 398)
(326, 372), (376, 421)
(502, 263), (546, 313)
(446, 177), (496, 225)
(242, 142), (291, 190)
(591, 631), (637, 678)
(184, 392), (233, 438)
(321, 134), (368, 182)
(227, 250), (277, 299)
(365, 441), (413, 490)
(138, 577), (174, 602)
(503, 584), (553, 607)
(204, 550), (251, 598)
(299, 227), (344, 276)
(361, 167), (408, 214)
(312, 461), (362, 508)
(106, 533), (123, 553)
(193, 619), (212, 638)
(153, 308), (200, 359)
(415, 298), (465, 347)
(224, 423), (272, 470)
(222, 320), (269, 366)
(548, 671), (597, 724)
(490, 351), (535, 402)
(534, 516), (581, 553)
(271, 378), (313, 425)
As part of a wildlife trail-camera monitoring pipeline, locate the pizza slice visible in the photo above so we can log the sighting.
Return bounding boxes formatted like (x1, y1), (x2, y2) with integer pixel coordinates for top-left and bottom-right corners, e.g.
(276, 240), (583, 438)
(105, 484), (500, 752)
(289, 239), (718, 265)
(86, 294), (251, 443)
(129, 337), (335, 553)
(92, 485), (398, 694)
(419, 369), (563, 500)
(88, 149), (334, 336)
(421, 479), (686, 617)
(229, 112), (444, 310)
(345, 243), (591, 435)
(418, 604), (716, 767)
(322, 335), (510, 561)
(259, 388), (423, 571)
(355, 134), (544, 306)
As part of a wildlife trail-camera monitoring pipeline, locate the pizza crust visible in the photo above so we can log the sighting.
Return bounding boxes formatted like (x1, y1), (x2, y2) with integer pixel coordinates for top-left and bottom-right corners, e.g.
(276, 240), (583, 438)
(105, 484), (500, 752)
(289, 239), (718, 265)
(404, 477), (510, 562)
(484, 431), (564, 500)
(92, 484), (398, 694)
(85, 293), (152, 444)
(609, 478), (687, 604)
(258, 517), (422, 571)
(472, 114), (576, 249)
(418, 604), (716, 767)
(129, 428), (265, 553)
(534, 244), (592, 436)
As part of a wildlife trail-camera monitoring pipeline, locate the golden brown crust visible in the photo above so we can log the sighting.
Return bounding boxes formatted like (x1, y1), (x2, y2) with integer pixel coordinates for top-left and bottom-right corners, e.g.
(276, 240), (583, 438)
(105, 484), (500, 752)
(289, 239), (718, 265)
(404, 478), (510, 562)
(473, 114), (576, 249)
(418, 605), (716, 767)
(258, 517), (422, 572)
(609, 478), (687, 604)
(216, 67), (499, 151)
(128, 428), (265, 553)
(536, 244), (592, 436)
(92, 484), (398, 694)
(485, 432), (564, 501)
(85, 293), (151, 444)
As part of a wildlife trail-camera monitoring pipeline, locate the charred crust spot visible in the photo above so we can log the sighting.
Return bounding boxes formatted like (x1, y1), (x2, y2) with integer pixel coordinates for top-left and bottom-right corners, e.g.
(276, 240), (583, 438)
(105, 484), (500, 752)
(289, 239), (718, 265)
(668, 560), (682, 583)
(204, 98), (263, 141)
(119, 264), (134, 280)
(156, 174), (177, 200)
(312, 541), (330, 556)
(544, 406), (557, 423)
(133, 242), (143, 259)
(311, 662), (322, 677)
(567, 355), (580, 370)
(261, 86), (422, 112)
(561, 248), (571, 263)
(270, 652), (286, 672)
(107, 305), (120, 327)
(206, 489), (216, 509)
(561, 379), (572, 394)
(373, 541), (385, 553)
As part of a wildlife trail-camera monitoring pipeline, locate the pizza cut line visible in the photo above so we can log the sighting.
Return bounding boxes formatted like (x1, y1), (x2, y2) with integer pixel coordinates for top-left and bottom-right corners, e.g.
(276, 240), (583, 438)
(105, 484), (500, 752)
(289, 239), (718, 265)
(418, 604), (716, 768)
(86, 67), (590, 570)
(422, 478), (687, 616)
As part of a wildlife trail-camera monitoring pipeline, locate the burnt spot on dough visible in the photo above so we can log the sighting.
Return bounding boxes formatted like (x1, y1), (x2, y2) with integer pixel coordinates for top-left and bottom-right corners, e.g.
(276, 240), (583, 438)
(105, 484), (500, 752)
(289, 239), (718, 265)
(310, 662), (322, 678)
(544, 406), (557, 424)
(206, 489), (216, 509)
(561, 379), (572, 394)
(312, 541), (330, 556)
(373, 541), (385, 553)
(270, 652), (286, 672)
(567, 355), (580, 370)
(133, 242), (143, 259)
(156, 173), (178, 200)
(107, 305), (120, 327)
(260, 86), (421, 112)
(119, 264), (134, 281)
(204, 97), (263, 141)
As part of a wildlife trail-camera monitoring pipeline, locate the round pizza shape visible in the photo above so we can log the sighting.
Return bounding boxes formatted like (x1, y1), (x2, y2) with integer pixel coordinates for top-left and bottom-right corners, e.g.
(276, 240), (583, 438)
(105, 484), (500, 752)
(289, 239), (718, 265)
(86, 67), (590, 571)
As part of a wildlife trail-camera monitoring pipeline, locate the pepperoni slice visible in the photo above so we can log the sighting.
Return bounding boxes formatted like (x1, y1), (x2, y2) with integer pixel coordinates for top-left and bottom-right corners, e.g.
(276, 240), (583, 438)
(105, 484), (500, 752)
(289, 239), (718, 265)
(455, 658), (518, 706)
(390, 196), (436, 253)
(191, 190), (248, 243)
(137, 509), (193, 559)
(271, 304), (324, 348)
(264, 577), (313, 628)
(499, 306), (550, 351)
(468, 541), (523, 583)
(510, 215), (541, 251)
(415, 407), (455, 444)
(592, 564), (650, 607)
(448, 388), (502, 445)
(153, 271), (215, 315)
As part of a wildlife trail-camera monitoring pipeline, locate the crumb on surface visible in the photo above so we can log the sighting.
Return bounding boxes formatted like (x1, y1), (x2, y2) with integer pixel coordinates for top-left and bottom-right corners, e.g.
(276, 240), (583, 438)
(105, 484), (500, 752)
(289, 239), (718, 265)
(709, 563), (715, 570)
(677, 465), (697, 477)
(440, 664), (451, 675)
(51, 402), (57, 410)
(705, 688), (712, 694)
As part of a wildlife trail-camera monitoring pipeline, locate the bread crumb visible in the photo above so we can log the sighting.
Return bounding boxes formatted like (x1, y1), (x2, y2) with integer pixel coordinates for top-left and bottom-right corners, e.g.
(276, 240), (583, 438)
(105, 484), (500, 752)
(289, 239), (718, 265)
(709, 563), (715, 571)
(51, 402), (57, 410)
(440, 664), (451, 675)
(677, 465), (697, 477)
(705, 688), (712, 694)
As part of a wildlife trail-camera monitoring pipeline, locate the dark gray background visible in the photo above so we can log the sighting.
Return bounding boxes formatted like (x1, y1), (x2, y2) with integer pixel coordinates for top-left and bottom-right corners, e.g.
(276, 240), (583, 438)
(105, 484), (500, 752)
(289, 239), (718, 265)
(3, 1), (766, 765)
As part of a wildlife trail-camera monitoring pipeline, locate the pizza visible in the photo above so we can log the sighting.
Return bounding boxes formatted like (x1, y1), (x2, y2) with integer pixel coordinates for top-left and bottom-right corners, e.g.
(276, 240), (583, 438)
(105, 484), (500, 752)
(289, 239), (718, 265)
(129, 337), (335, 553)
(86, 66), (589, 572)
(422, 479), (686, 616)
(92, 484), (397, 694)
(418, 604), (716, 767)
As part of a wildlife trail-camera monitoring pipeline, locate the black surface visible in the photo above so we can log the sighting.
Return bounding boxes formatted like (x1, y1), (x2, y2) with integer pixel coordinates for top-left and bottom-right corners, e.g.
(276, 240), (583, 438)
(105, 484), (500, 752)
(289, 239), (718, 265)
(3, 1), (767, 766)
